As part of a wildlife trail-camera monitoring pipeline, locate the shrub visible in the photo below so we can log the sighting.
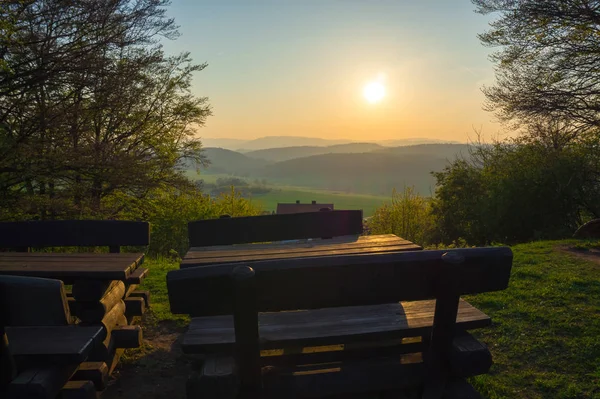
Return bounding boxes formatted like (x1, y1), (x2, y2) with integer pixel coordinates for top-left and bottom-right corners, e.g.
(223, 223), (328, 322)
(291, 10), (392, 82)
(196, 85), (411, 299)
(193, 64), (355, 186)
(367, 186), (436, 246)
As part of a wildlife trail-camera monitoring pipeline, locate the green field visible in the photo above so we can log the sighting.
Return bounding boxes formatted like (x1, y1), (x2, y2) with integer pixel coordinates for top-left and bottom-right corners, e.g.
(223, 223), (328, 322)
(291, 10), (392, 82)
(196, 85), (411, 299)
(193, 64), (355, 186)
(187, 172), (390, 217)
(248, 187), (389, 217)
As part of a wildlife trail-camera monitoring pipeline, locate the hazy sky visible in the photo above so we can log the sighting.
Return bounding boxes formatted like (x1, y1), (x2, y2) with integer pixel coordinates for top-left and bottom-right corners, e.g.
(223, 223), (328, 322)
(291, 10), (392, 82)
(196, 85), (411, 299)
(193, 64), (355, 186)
(162, 0), (500, 142)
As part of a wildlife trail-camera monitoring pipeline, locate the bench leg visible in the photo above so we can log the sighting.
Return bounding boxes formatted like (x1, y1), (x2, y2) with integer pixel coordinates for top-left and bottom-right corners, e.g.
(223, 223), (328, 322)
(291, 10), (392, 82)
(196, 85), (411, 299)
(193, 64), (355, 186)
(232, 266), (261, 399)
(187, 356), (239, 399)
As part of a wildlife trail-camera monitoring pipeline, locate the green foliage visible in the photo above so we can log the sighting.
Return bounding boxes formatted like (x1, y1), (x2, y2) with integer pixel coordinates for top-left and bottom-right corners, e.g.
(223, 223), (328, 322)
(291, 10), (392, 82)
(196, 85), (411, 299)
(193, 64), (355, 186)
(116, 185), (261, 256)
(431, 135), (599, 245)
(367, 186), (436, 246)
(0, 0), (210, 220)
(473, 0), (600, 131)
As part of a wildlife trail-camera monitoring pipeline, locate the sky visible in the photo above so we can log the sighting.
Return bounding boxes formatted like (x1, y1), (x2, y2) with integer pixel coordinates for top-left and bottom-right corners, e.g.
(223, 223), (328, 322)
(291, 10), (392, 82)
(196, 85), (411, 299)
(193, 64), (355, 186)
(162, 0), (501, 142)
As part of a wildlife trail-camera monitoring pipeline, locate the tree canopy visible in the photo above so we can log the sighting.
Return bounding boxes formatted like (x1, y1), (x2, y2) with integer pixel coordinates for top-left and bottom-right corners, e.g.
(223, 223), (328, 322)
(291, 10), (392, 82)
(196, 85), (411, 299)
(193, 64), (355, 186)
(0, 0), (210, 219)
(473, 0), (600, 132)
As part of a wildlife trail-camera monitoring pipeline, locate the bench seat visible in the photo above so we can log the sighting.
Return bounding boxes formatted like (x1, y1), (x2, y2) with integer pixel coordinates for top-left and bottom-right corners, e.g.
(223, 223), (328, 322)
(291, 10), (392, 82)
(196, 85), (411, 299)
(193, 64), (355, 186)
(6, 326), (104, 368)
(182, 299), (490, 353)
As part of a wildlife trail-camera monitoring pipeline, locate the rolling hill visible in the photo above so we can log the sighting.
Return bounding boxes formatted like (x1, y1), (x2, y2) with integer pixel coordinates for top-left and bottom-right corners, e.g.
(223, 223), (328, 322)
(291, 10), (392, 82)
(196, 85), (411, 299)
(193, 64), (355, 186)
(196, 143), (472, 196)
(261, 152), (452, 195)
(201, 147), (268, 176)
(245, 142), (384, 162)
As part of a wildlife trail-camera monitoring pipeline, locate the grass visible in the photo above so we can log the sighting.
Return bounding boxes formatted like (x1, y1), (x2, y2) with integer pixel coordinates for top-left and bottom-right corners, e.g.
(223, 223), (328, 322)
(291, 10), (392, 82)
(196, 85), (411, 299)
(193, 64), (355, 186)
(466, 240), (600, 399)
(249, 186), (388, 217)
(139, 240), (600, 398)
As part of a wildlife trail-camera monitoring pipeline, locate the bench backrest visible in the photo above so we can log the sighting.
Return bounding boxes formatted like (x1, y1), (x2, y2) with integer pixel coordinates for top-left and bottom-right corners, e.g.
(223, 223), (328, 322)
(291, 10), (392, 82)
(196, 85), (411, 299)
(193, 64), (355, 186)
(167, 246), (513, 316)
(0, 275), (71, 326)
(188, 210), (363, 247)
(0, 220), (150, 252)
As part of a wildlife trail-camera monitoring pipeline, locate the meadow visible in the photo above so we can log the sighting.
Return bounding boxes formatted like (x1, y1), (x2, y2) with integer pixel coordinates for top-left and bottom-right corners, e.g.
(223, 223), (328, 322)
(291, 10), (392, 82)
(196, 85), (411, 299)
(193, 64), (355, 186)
(249, 186), (388, 217)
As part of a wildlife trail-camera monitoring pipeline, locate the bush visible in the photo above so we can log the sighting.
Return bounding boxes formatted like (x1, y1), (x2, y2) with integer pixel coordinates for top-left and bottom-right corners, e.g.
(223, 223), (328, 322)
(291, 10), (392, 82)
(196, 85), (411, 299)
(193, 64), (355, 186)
(367, 186), (436, 246)
(117, 185), (261, 256)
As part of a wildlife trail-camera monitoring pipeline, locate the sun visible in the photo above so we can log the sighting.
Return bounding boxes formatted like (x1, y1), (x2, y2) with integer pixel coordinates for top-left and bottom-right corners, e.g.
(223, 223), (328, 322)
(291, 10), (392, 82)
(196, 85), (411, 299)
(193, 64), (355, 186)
(363, 81), (385, 103)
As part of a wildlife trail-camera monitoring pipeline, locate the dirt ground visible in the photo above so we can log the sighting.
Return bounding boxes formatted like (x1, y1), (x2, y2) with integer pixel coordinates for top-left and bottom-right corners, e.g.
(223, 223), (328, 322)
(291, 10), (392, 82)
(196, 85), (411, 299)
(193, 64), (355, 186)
(558, 245), (600, 266)
(102, 321), (199, 399)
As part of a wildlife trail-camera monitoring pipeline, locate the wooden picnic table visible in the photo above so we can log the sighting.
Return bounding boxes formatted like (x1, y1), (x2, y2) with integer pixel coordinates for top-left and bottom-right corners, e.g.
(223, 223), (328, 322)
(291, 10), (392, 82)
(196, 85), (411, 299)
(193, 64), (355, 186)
(181, 234), (422, 268)
(0, 252), (144, 283)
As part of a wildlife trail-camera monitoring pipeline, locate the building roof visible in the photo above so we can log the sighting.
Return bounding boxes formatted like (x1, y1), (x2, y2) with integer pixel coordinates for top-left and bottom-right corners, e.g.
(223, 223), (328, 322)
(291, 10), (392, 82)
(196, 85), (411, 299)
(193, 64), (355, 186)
(276, 201), (334, 214)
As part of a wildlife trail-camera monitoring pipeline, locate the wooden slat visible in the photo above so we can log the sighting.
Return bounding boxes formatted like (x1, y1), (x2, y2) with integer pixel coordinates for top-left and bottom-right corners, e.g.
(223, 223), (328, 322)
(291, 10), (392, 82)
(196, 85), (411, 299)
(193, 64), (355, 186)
(185, 234), (415, 255)
(9, 364), (79, 399)
(182, 299), (490, 353)
(0, 253), (143, 283)
(168, 247), (513, 316)
(60, 380), (96, 399)
(125, 267), (148, 285)
(0, 275), (71, 326)
(72, 362), (108, 391)
(6, 326), (103, 366)
(262, 354), (424, 399)
(181, 244), (421, 268)
(188, 210), (363, 247)
(0, 220), (149, 248)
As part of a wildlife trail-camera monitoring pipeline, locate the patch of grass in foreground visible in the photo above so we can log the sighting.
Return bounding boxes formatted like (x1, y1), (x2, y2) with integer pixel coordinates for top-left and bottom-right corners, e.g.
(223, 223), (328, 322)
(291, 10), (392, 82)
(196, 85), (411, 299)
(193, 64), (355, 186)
(467, 240), (600, 399)
(140, 240), (600, 398)
(139, 257), (189, 327)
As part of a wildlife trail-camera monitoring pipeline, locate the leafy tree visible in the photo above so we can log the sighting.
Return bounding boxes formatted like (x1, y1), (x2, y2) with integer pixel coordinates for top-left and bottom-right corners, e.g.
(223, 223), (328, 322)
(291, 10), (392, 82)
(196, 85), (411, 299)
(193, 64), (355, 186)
(0, 0), (210, 219)
(474, 0), (600, 132)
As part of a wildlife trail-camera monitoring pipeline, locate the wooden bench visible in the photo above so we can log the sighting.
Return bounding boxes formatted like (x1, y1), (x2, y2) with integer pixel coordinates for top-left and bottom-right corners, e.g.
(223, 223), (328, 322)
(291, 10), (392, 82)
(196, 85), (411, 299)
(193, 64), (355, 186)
(167, 247), (513, 399)
(0, 220), (150, 397)
(0, 275), (104, 399)
(187, 210), (364, 247)
(0, 219), (150, 253)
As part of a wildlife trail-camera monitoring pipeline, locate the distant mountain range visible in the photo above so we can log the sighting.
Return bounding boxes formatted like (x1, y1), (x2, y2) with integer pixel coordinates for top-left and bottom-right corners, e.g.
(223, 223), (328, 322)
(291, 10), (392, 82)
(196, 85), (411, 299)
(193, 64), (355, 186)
(198, 143), (471, 196)
(201, 136), (461, 152)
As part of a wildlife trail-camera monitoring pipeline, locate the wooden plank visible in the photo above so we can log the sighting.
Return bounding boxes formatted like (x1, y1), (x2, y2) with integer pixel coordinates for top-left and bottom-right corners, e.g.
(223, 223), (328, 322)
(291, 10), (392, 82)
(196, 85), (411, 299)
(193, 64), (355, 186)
(186, 356), (239, 399)
(0, 253), (143, 262)
(262, 340), (425, 368)
(447, 331), (492, 377)
(0, 275), (71, 326)
(111, 325), (142, 349)
(6, 326), (103, 367)
(9, 364), (79, 399)
(187, 234), (394, 252)
(125, 267), (148, 285)
(81, 300), (127, 342)
(262, 354), (424, 399)
(188, 210), (363, 247)
(72, 280), (120, 302)
(128, 290), (150, 307)
(59, 380), (96, 399)
(0, 263), (135, 283)
(168, 247), (513, 316)
(181, 244), (422, 268)
(185, 234), (416, 256)
(72, 362), (108, 391)
(0, 220), (149, 248)
(124, 297), (146, 318)
(182, 300), (490, 353)
(76, 282), (126, 323)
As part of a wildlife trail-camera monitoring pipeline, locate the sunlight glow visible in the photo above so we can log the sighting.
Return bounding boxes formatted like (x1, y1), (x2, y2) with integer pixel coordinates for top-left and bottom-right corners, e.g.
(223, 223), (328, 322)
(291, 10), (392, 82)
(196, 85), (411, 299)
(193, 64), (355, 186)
(363, 81), (385, 103)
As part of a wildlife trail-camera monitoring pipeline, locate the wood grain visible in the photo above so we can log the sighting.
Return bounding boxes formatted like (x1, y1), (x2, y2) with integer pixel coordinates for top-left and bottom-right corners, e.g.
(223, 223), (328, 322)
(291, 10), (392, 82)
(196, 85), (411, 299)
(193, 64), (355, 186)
(182, 299), (490, 353)
(0, 220), (149, 248)
(6, 326), (103, 366)
(188, 210), (363, 247)
(169, 247), (513, 316)
(0, 253), (143, 283)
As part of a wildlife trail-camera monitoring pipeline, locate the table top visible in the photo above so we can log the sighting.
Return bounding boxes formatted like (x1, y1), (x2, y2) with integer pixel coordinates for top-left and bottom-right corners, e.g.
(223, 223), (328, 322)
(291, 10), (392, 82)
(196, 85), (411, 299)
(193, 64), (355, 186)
(6, 325), (104, 366)
(181, 234), (422, 268)
(0, 252), (144, 282)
